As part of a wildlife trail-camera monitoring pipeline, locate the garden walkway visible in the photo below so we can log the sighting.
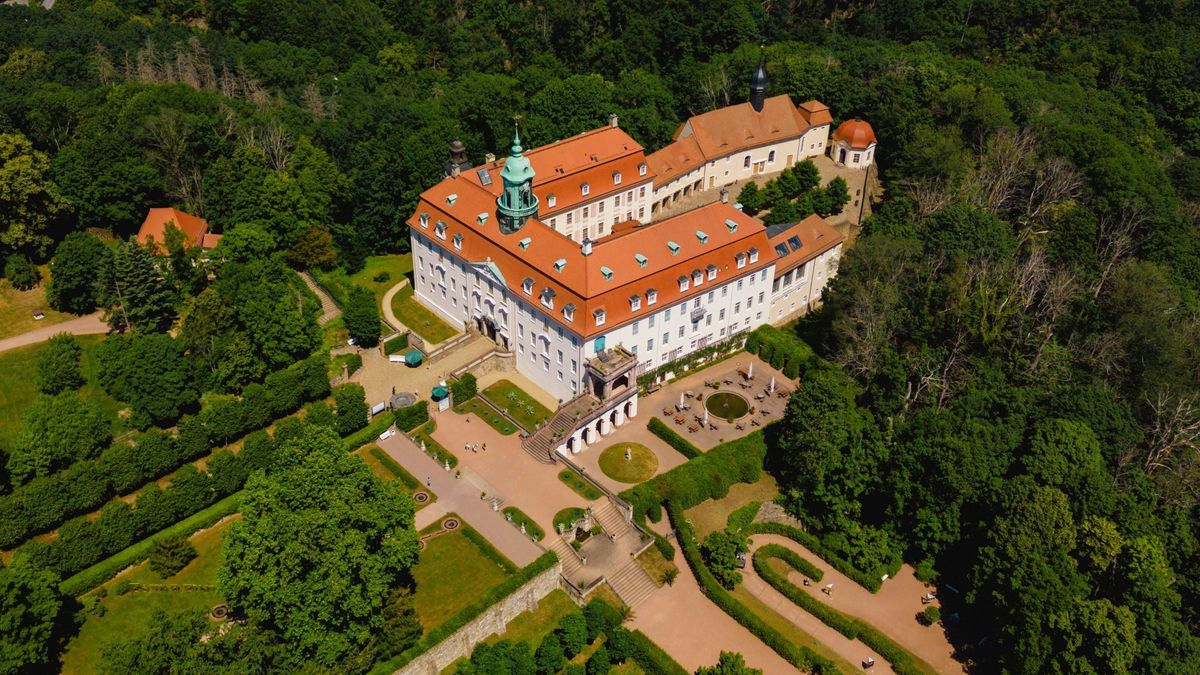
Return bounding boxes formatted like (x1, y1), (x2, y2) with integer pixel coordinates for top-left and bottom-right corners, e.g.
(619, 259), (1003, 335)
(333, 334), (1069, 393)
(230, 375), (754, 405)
(376, 431), (543, 568)
(353, 334), (494, 408)
(379, 279), (409, 333)
(746, 534), (961, 674)
(0, 311), (106, 354)
(630, 543), (800, 674)
(298, 272), (341, 326)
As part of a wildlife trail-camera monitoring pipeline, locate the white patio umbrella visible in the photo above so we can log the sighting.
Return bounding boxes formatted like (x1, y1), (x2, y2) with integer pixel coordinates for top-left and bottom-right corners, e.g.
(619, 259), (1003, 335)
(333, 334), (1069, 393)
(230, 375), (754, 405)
(679, 391), (686, 407)
(748, 362), (754, 378)
(704, 408), (710, 425)
(769, 376), (776, 394)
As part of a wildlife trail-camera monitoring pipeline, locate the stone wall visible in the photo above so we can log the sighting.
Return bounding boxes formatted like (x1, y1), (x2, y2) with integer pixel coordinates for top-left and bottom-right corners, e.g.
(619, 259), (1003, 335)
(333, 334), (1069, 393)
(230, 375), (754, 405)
(396, 560), (563, 675)
(450, 349), (514, 381)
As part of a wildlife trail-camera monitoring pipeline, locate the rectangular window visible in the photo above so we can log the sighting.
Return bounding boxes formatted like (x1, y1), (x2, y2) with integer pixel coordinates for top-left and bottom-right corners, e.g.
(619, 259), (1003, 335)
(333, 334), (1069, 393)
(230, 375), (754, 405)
(663, 332), (669, 345)
(557, 349), (563, 365)
(571, 359), (577, 374)
(722, 286), (728, 297)
(735, 302), (741, 314)
(738, 280), (744, 291)
(758, 292), (765, 304)
(632, 320), (639, 335)
(615, 194), (622, 207)
(566, 212), (573, 225)
(719, 309), (726, 320)
(649, 314), (655, 327)
(647, 338), (654, 351)
(583, 206), (589, 219)
(678, 326), (684, 338)
(557, 371), (563, 381)
(768, 150), (776, 163)
(550, 218), (557, 230)
(665, 308), (671, 321)
(599, 201), (605, 214)
(743, 155), (751, 169)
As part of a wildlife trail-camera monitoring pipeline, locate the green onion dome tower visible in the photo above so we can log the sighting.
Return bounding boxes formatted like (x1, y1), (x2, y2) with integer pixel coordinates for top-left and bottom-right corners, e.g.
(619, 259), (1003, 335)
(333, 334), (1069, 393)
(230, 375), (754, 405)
(496, 125), (539, 234)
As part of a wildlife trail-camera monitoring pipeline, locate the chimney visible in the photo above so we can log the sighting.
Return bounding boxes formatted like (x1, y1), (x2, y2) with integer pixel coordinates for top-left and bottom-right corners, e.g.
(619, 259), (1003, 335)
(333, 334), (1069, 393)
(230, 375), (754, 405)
(720, 187), (730, 204)
(451, 164), (461, 178)
(581, 237), (593, 256)
(608, 113), (618, 128)
(485, 152), (496, 164)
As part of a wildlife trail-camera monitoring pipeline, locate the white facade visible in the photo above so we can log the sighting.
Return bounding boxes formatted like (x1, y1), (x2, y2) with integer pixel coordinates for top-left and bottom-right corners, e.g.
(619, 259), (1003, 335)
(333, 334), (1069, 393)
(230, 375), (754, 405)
(543, 178), (653, 243)
(769, 244), (842, 323)
(650, 125), (830, 210)
(832, 140), (875, 169)
(412, 230), (777, 403)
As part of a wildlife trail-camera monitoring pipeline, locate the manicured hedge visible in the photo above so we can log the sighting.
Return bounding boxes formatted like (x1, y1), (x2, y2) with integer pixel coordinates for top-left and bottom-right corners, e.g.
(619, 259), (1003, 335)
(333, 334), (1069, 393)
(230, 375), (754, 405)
(462, 521), (520, 573)
(727, 500), (762, 534)
(756, 543), (824, 582)
(60, 493), (242, 596)
(620, 427), (770, 524)
(665, 501), (839, 673)
(627, 630), (689, 675)
(342, 414), (395, 452)
(746, 521), (882, 592)
(450, 373), (477, 403)
(502, 506), (546, 541)
(369, 551), (559, 674)
(394, 400), (430, 432)
(753, 547), (929, 675)
(646, 417), (701, 459)
(383, 332), (410, 355)
(368, 446), (421, 490)
(0, 354), (329, 550)
(744, 325), (817, 378)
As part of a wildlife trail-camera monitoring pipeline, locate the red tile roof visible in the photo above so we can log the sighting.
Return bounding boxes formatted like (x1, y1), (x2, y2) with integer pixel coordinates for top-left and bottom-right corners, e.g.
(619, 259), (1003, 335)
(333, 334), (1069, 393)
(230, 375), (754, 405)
(410, 168), (773, 337)
(645, 134), (704, 184)
(768, 215), (844, 276)
(832, 119), (877, 150)
(136, 208), (216, 252)
(677, 95), (827, 159)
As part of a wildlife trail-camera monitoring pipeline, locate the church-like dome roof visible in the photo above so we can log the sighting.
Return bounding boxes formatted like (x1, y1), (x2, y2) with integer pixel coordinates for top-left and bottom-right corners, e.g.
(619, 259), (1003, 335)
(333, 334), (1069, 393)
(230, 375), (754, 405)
(832, 119), (877, 150)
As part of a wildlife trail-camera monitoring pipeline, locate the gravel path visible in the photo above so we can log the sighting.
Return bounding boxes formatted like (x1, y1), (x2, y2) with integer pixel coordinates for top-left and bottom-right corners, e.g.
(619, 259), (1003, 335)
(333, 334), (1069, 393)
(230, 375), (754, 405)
(0, 312), (107, 354)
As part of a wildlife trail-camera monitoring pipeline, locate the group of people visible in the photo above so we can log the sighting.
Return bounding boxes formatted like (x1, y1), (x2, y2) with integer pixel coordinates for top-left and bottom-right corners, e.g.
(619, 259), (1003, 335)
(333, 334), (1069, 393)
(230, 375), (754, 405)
(464, 442), (486, 453)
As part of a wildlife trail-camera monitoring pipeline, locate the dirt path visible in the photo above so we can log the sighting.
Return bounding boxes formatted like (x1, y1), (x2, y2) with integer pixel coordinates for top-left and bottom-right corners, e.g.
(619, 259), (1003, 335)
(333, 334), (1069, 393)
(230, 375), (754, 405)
(0, 312), (107, 354)
(748, 534), (961, 674)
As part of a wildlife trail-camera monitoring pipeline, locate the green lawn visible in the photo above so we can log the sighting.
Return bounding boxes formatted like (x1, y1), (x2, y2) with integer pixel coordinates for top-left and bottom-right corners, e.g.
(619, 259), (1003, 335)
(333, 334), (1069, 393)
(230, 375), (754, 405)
(501, 506), (545, 541)
(686, 474), (779, 539)
(0, 334), (126, 450)
(635, 545), (679, 587)
(483, 589), (577, 648)
(729, 585), (861, 674)
(479, 380), (553, 433)
(553, 507), (586, 534)
(558, 468), (603, 501)
(598, 443), (658, 484)
(411, 420), (458, 468)
(390, 285), (458, 344)
(313, 254), (413, 307)
(412, 529), (513, 630)
(453, 397), (518, 435)
(60, 518), (233, 675)
(0, 271), (75, 341)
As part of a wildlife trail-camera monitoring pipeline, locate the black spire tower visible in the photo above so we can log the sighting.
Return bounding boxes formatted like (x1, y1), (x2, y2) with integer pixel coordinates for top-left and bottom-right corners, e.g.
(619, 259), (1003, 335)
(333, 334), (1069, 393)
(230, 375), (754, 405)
(749, 54), (768, 112)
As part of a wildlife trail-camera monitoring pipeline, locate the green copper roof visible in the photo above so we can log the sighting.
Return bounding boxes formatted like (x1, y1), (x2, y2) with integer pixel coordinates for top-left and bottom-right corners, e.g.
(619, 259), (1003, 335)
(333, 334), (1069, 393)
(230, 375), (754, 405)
(499, 125), (535, 184)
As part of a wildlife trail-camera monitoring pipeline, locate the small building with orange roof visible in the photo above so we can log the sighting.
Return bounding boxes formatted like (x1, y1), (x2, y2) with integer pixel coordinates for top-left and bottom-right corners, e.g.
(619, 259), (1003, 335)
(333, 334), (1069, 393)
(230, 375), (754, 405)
(135, 207), (222, 253)
(765, 215), (845, 322)
(646, 60), (836, 215)
(831, 119), (877, 169)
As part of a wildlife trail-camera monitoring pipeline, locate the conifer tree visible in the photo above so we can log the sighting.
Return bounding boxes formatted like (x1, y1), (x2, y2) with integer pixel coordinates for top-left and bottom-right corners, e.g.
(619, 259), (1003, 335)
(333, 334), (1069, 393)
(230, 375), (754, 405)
(102, 240), (177, 333)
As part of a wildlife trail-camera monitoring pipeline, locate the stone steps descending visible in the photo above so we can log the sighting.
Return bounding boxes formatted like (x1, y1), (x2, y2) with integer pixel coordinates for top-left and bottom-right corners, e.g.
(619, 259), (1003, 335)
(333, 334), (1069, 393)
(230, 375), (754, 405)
(607, 560), (658, 609)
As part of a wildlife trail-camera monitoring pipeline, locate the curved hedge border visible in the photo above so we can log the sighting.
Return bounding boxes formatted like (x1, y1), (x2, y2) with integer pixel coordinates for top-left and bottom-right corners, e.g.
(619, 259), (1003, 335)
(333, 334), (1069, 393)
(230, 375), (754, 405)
(61, 492), (242, 596)
(369, 551), (559, 674)
(665, 501), (841, 674)
(647, 417), (701, 459)
(746, 521), (882, 592)
(753, 547), (933, 675)
(757, 543), (824, 582)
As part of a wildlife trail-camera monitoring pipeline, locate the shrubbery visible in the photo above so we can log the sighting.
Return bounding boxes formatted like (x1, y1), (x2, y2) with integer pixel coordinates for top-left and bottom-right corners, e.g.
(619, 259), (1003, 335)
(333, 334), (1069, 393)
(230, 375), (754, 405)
(334, 383), (369, 436)
(744, 521), (884, 592)
(383, 332), (410, 355)
(148, 534), (197, 578)
(621, 427), (769, 524)
(394, 400), (430, 432)
(4, 254), (40, 289)
(744, 325), (816, 378)
(646, 417), (700, 459)
(450, 373), (477, 403)
(0, 355), (329, 550)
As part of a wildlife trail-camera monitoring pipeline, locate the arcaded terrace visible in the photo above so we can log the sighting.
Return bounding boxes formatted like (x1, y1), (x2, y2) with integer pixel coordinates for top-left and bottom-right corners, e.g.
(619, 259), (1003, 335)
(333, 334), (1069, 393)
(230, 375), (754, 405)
(572, 353), (793, 494)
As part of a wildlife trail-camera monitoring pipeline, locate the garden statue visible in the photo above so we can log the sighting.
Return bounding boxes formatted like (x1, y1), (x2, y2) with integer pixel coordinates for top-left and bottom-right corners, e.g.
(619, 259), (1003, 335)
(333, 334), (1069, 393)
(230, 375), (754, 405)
(625, 447), (632, 461)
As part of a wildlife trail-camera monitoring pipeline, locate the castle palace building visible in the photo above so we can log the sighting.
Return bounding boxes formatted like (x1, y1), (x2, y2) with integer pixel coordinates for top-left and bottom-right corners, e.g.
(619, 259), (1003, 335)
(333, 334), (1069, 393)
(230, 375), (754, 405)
(407, 65), (851, 461)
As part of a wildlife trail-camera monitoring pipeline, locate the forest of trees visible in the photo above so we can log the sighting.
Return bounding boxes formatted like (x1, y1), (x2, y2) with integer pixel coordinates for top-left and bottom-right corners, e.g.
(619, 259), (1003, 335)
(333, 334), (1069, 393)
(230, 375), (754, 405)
(0, 0), (1197, 672)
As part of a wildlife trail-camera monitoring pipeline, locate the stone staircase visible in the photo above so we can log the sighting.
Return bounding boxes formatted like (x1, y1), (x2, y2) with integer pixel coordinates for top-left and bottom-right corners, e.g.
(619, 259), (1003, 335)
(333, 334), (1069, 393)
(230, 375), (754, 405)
(299, 272), (342, 326)
(607, 561), (658, 608)
(592, 499), (637, 544)
(522, 394), (598, 464)
(550, 537), (584, 579)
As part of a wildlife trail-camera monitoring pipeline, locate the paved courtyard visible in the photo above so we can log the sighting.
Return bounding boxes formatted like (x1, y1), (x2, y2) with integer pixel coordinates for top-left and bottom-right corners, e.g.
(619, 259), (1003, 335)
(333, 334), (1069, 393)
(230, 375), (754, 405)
(350, 334), (495, 408)
(572, 354), (793, 493)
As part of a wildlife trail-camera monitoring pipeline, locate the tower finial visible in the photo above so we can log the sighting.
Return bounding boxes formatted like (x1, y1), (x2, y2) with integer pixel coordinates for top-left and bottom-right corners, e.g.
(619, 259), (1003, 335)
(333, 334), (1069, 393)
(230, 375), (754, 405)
(510, 120), (524, 156)
(749, 49), (769, 113)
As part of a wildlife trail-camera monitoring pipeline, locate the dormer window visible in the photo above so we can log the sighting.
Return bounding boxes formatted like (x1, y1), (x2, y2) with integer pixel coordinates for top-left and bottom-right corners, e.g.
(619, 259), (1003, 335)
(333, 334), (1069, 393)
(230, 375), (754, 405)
(667, 241), (680, 255)
(646, 289), (658, 305)
(638, 163), (647, 177)
(563, 304), (575, 322)
(547, 194), (557, 208)
(435, 221), (447, 240)
(446, 193), (458, 206)
(419, 213), (429, 228)
(541, 288), (556, 310)
(522, 277), (534, 295)
(594, 308), (606, 326)
(554, 259), (566, 272)
(629, 295), (641, 311)
(707, 264), (717, 280)
(476, 213), (489, 225)
(749, 247), (759, 263)
(736, 252), (747, 269)
(696, 230), (708, 245)
(518, 237), (532, 250)
(725, 219), (738, 233)
(634, 253), (648, 268)
(601, 266), (614, 281)
(692, 270), (703, 286)
(678, 275), (689, 292)
(581, 183), (590, 196)
(613, 171), (622, 185)
(452, 233), (463, 250)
